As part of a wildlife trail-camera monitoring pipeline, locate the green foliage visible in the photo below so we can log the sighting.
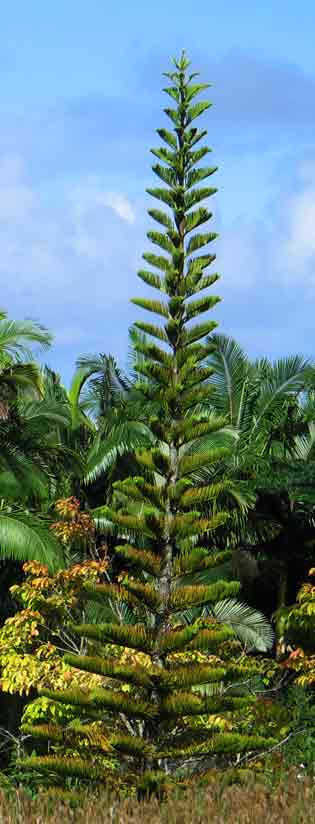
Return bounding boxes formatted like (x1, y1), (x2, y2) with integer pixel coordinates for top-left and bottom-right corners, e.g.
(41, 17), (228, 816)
(276, 568), (315, 686)
(279, 686), (315, 774)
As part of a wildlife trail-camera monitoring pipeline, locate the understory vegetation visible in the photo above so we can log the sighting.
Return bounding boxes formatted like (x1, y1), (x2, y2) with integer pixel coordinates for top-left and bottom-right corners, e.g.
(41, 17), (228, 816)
(0, 53), (315, 817)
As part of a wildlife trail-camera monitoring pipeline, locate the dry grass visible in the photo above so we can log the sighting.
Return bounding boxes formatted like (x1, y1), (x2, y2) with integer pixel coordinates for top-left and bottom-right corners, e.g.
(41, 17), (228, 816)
(1, 777), (315, 823)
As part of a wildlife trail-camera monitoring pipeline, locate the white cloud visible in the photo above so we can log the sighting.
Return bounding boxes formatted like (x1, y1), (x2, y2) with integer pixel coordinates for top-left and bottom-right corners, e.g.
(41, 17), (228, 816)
(0, 155), (35, 221)
(272, 160), (315, 289)
(1, 146), (314, 380)
(0, 157), (138, 294)
(275, 186), (315, 287)
(217, 160), (315, 294)
(69, 176), (136, 224)
(103, 193), (135, 224)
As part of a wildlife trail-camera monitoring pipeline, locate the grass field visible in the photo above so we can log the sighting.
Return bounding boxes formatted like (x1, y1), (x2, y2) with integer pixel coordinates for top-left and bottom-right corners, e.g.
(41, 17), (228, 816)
(1, 776), (315, 823)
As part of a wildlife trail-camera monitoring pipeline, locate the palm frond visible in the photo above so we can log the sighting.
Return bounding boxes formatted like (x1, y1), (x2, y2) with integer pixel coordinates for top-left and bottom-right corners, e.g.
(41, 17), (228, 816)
(0, 315), (52, 360)
(0, 507), (64, 570)
(207, 334), (252, 428)
(85, 420), (153, 483)
(0, 362), (44, 398)
(211, 599), (274, 652)
(73, 353), (131, 423)
(294, 423), (315, 461)
(20, 399), (71, 429)
(85, 598), (139, 626)
(252, 355), (309, 435)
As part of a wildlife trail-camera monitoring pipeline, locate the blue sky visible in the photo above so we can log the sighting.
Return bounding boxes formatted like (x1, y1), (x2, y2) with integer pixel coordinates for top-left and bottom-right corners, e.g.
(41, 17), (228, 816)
(1, 0), (315, 383)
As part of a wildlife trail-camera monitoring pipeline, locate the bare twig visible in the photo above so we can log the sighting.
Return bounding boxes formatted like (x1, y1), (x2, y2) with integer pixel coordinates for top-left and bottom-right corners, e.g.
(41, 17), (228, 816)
(237, 727), (309, 767)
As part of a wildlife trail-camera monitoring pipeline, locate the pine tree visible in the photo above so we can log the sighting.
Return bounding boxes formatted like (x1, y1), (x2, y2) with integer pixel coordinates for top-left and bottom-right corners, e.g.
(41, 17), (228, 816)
(20, 53), (274, 795)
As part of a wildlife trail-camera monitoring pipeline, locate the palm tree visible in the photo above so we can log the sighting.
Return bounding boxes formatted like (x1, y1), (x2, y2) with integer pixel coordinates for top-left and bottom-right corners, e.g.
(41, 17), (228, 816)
(68, 352), (153, 495)
(0, 312), (65, 571)
(71, 353), (131, 422)
(206, 334), (315, 618)
(0, 310), (52, 415)
(207, 334), (309, 455)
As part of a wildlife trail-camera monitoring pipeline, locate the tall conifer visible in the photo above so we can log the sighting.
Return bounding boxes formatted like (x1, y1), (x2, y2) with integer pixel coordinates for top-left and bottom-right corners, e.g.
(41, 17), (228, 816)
(21, 53), (273, 794)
